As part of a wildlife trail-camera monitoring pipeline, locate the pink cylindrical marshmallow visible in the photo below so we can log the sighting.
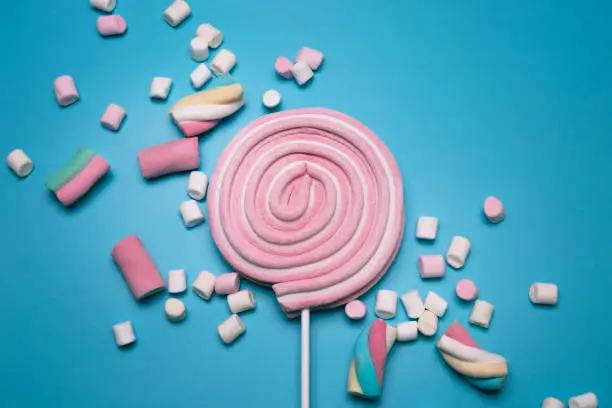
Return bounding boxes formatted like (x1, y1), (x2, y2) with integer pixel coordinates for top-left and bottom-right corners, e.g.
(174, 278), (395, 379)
(456, 279), (478, 301)
(53, 75), (79, 107)
(101, 104), (126, 131)
(484, 196), (505, 223)
(295, 46), (323, 71)
(97, 15), (127, 36)
(56, 155), (110, 206)
(137, 138), (200, 179)
(345, 300), (367, 320)
(215, 272), (240, 295)
(111, 235), (166, 300)
(418, 255), (445, 278)
(275, 56), (294, 78)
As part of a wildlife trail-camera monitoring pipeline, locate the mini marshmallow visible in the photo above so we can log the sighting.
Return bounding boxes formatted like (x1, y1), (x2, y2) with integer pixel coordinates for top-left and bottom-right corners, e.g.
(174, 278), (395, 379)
(190, 37), (209, 62)
(112, 321), (135, 347)
(470, 300), (494, 329)
(168, 269), (187, 294)
(179, 200), (204, 228)
(187, 171), (208, 200)
(401, 290), (425, 319)
(190, 63), (212, 89)
(215, 272), (240, 295)
(227, 290), (256, 313)
(54, 75), (79, 107)
(424, 291), (448, 317)
(218, 314), (245, 344)
(418, 255), (445, 278)
(417, 310), (438, 336)
(163, 0), (191, 27)
(446, 236), (471, 269)
(192, 270), (216, 300)
(456, 279), (478, 301)
(275, 56), (294, 78)
(345, 300), (367, 320)
(150, 77), (173, 100)
(290, 61), (314, 86)
(484, 196), (505, 223)
(138, 138), (199, 179)
(416, 216), (439, 240)
(529, 283), (558, 305)
(396, 321), (418, 342)
(375, 290), (398, 319)
(91, 0), (116, 12)
(100, 104), (126, 131)
(569, 392), (598, 408)
(196, 24), (223, 48)
(262, 89), (281, 109)
(6, 149), (33, 178)
(97, 15), (127, 36)
(165, 298), (186, 322)
(296, 46), (324, 71)
(542, 397), (564, 408)
(211, 49), (237, 75)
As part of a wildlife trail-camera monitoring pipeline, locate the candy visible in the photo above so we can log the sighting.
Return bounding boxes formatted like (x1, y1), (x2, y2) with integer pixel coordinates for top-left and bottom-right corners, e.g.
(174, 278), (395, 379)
(470, 300), (494, 329)
(275, 56), (293, 78)
(210, 49), (237, 75)
(542, 397), (564, 408)
(111, 235), (166, 300)
(418, 255), (445, 278)
(424, 291), (448, 317)
(192, 271), (216, 300)
(456, 279), (478, 301)
(218, 314), (245, 344)
(375, 290), (397, 319)
(529, 283), (558, 305)
(97, 15), (127, 36)
(417, 310), (438, 336)
(190, 63), (212, 89)
(100, 104), (126, 131)
(290, 61), (313, 86)
(569, 392), (598, 408)
(227, 290), (256, 313)
(168, 269), (187, 294)
(416, 216), (438, 240)
(196, 24), (223, 48)
(484, 196), (505, 223)
(345, 300), (367, 320)
(112, 321), (135, 347)
(396, 321), (418, 342)
(150, 77), (173, 100)
(6, 149), (33, 178)
(179, 200), (204, 228)
(90, 0), (116, 12)
(401, 290), (424, 319)
(138, 138), (199, 179)
(190, 37), (209, 62)
(296, 46), (323, 71)
(187, 171), (208, 200)
(165, 298), (186, 322)
(53, 75), (79, 107)
(215, 272), (240, 295)
(446, 236), (471, 269)
(163, 0), (190, 27)
(262, 89), (281, 109)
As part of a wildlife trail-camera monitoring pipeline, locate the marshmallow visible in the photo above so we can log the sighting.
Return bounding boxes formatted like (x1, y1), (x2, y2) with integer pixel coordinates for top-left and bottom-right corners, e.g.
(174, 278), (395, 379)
(100, 104), (126, 131)
(6, 149), (33, 178)
(90, 0), (116, 12)
(113, 321), (135, 347)
(484, 196), (505, 223)
(53, 75), (79, 107)
(211, 49), (237, 75)
(456, 279), (478, 301)
(295, 46), (324, 71)
(345, 300), (367, 320)
(417, 310), (438, 336)
(424, 291), (448, 317)
(470, 300), (494, 329)
(275, 56), (293, 78)
(187, 171), (208, 200)
(168, 269), (187, 294)
(401, 290), (425, 319)
(529, 283), (558, 305)
(196, 24), (223, 48)
(416, 216), (438, 240)
(215, 272), (240, 295)
(290, 61), (314, 86)
(569, 392), (598, 408)
(150, 77), (173, 100)
(190, 63), (212, 89)
(396, 321), (418, 342)
(542, 397), (564, 408)
(418, 255), (445, 278)
(165, 298), (186, 322)
(446, 236), (471, 269)
(227, 290), (256, 313)
(97, 15), (127, 36)
(179, 200), (204, 228)
(218, 314), (245, 344)
(262, 89), (281, 109)
(192, 271), (216, 300)
(190, 37), (209, 62)
(375, 290), (398, 319)
(163, 0), (191, 27)
(138, 138), (199, 179)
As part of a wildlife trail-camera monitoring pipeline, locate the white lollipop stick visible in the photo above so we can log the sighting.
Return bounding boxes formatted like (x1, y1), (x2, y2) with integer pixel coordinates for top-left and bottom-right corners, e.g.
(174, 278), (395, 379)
(301, 308), (310, 408)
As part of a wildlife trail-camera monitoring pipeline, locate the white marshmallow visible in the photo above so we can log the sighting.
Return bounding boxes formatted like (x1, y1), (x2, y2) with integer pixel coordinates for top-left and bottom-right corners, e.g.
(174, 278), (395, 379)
(210, 49), (237, 75)
(163, 0), (191, 27)
(416, 216), (438, 240)
(424, 291), (448, 317)
(91, 0), (116, 12)
(290, 61), (314, 86)
(417, 310), (438, 336)
(179, 200), (205, 227)
(218, 314), (245, 344)
(396, 321), (418, 342)
(569, 392), (598, 408)
(227, 290), (256, 314)
(165, 298), (186, 322)
(196, 24), (223, 48)
(542, 397), (565, 408)
(190, 37), (209, 62)
(187, 171), (208, 200)
(446, 236), (471, 269)
(192, 270), (216, 300)
(112, 321), (135, 347)
(168, 269), (187, 294)
(529, 283), (558, 305)
(470, 300), (494, 329)
(190, 64), (212, 89)
(6, 149), (34, 178)
(401, 290), (425, 319)
(262, 89), (281, 109)
(375, 290), (397, 319)
(150, 77), (173, 100)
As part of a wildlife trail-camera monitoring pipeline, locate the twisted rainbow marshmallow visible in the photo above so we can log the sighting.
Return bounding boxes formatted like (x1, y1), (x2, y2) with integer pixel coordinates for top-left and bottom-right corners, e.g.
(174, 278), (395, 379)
(347, 319), (396, 399)
(436, 322), (508, 391)
(169, 75), (245, 137)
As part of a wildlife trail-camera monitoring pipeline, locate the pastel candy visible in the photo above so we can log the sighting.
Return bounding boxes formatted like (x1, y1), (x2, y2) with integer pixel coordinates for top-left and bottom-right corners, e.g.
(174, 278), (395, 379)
(345, 300), (367, 320)
(418, 254), (445, 278)
(296, 46), (323, 71)
(100, 103), (126, 131)
(53, 75), (79, 107)
(456, 279), (478, 301)
(137, 138), (199, 179)
(484, 196), (505, 223)
(97, 15), (127, 36)
(275, 56), (294, 78)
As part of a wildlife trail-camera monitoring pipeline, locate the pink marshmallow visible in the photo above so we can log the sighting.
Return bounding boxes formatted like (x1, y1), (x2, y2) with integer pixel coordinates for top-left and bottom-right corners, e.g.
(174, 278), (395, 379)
(111, 235), (166, 300)
(484, 196), (505, 223)
(275, 56), (294, 79)
(53, 75), (79, 107)
(100, 104), (126, 131)
(295, 46), (323, 71)
(55, 155), (110, 206)
(137, 138), (200, 179)
(215, 272), (240, 295)
(345, 300), (367, 320)
(97, 15), (127, 37)
(456, 279), (478, 301)
(418, 255), (445, 278)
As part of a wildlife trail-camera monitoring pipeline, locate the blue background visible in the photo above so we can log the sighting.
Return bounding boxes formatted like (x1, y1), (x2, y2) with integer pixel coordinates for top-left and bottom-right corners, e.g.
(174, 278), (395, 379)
(1, 0), (610, 407)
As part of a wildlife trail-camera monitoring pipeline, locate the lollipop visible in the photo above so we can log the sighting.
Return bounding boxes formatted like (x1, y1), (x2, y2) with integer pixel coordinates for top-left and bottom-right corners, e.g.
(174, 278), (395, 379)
(208, 108), (405, 407)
